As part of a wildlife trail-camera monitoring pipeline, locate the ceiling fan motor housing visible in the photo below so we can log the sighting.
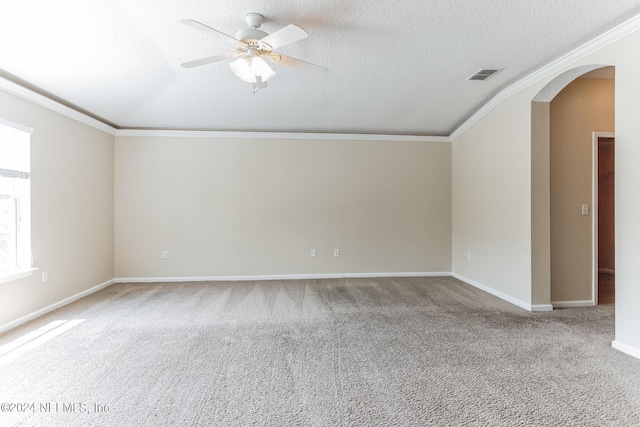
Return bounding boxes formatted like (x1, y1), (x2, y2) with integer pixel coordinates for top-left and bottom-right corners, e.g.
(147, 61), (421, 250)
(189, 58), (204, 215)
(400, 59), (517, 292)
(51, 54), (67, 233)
(235, 27), (268, 42)
(236, 13), (268, 43)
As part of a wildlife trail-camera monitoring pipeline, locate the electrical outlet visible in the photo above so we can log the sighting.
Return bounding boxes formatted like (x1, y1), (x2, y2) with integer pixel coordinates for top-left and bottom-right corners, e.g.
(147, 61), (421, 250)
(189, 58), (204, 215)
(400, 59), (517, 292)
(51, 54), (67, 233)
(311, 249), (317, 257)
(334, 249), (340, 257)
(467, 253), (472, 261)
(162, 251), (168, 260)
(42, 271), (49, 283)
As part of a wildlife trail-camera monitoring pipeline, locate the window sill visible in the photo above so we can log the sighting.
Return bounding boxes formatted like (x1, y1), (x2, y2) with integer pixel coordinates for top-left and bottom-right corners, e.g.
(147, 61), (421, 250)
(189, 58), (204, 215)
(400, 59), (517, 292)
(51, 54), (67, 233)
(0, 268), (37, 285)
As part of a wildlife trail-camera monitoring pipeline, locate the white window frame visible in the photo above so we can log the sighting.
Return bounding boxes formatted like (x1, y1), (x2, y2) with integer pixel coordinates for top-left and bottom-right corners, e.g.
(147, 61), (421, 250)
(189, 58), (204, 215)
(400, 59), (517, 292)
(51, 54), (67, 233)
(0, 117), (35, 284)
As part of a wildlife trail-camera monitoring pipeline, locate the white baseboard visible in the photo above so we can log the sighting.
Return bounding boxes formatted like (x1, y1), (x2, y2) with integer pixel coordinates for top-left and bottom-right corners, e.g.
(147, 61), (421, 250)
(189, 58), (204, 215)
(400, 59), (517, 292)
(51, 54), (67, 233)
(451, 273), (553, 312)
(114, 272), (452, 283)
(612, 340), (640, 360)
(0, 279), (115, 334)
(551, 300), (595, 308)
(530, 304), (554, 312)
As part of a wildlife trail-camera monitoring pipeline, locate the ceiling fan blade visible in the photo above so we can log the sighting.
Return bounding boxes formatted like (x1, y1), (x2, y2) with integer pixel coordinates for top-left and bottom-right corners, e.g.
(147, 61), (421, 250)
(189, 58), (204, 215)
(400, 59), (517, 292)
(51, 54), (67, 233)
(260, 24), (308, 50)
(267, 53), (328, 77)
(181, 52), (241, 68)
(180, 19), (240, 45)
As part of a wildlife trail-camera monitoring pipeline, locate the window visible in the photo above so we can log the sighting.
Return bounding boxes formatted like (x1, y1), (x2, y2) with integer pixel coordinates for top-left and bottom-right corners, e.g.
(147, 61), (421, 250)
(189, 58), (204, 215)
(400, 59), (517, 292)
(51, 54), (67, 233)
(0, 119), (31, 277)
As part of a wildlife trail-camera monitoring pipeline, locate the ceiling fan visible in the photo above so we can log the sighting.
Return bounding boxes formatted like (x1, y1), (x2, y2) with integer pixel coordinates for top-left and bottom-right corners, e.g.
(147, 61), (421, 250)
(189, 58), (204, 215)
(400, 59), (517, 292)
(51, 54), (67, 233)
(180, 13), (328, 93)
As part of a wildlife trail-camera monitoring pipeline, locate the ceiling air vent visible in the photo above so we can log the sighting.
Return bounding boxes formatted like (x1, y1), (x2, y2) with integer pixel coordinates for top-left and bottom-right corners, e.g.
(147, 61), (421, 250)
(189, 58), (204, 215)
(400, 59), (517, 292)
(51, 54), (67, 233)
(467, 68), (503, 81)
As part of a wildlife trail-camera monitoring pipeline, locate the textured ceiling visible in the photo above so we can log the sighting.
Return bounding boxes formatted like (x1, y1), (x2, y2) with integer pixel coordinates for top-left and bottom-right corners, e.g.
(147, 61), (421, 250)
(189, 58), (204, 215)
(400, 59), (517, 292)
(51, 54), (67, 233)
(1, 1), (639, 135)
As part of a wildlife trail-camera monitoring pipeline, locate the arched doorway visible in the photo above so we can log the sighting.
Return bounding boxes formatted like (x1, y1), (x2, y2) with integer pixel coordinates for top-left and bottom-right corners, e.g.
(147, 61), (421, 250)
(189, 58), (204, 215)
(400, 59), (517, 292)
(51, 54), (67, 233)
(531, 64), (615, 308)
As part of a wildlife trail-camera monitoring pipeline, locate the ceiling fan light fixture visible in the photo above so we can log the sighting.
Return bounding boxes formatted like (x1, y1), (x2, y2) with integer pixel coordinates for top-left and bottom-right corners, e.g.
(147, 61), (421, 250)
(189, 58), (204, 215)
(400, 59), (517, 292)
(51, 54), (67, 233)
(229, 57), (253, 82)
(229, 56), (275, 84)
(251, 57), (276, 80)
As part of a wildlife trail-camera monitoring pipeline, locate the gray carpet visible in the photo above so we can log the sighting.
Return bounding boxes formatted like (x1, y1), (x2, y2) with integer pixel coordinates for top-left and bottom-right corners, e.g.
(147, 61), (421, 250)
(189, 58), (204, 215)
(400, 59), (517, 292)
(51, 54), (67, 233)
(0, 276), (639, 426)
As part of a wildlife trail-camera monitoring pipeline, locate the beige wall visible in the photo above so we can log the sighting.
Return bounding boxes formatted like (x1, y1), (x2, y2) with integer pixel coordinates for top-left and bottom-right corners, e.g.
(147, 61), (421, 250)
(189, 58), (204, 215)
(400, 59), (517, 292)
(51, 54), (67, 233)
(550, 78), (614, 303)
(452, 90), (537, 306)
(114, 136), (452, 278)
(0, 90), (114, 328)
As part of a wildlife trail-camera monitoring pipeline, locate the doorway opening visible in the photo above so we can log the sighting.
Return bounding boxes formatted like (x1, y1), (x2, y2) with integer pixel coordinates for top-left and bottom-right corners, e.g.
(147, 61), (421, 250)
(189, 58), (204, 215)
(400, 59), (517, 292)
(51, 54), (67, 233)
(595, 134), (615, 305)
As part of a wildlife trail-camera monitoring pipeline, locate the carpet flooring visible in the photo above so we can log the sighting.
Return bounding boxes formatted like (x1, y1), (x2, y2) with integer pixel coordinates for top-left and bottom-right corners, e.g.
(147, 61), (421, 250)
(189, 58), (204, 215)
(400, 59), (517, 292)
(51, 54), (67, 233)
(0, 276), (639, 426)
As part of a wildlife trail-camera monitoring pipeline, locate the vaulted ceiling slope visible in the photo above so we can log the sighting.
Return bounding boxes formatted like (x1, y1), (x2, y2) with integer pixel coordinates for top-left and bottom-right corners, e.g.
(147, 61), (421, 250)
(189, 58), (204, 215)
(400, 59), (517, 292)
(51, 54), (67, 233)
(1, 1), (639, 136)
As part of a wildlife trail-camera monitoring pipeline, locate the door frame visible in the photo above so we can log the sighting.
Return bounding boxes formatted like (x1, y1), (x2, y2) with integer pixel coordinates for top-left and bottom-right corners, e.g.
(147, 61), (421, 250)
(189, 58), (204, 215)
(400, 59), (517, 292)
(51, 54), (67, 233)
(592, 131), (615, 305)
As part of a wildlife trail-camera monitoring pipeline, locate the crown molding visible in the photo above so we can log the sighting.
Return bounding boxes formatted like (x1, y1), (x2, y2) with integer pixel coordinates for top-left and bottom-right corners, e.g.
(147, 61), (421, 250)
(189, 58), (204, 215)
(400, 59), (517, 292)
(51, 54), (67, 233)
(0, 76), (446, 141)
(0, 116), (33, 134)
(450, 12), (640, 141)
(114, 129), (451, 142)
(0, 76), (117, 136)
